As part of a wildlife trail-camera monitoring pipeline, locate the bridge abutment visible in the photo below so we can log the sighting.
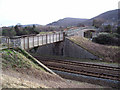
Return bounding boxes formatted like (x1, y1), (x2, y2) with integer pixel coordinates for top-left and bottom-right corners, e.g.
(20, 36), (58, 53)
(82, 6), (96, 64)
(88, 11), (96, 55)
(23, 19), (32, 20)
(29, 38), (98, 60)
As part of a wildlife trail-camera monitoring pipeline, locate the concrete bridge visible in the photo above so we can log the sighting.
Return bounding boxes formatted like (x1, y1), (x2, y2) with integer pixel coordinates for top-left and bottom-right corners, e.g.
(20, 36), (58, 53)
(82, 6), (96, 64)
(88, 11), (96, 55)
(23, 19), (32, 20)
(1, 27), (97, 50)
(1, 32), (65, 50)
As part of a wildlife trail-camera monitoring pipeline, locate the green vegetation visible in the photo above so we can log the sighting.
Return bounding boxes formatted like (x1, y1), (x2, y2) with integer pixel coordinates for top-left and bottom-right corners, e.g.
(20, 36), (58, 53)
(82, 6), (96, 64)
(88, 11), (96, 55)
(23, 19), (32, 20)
(92, 33), (120, 46)
(2, 25), (63, 37)
(103, 25), (112, 33)
(2, 48), (45, 71)
(2, 25), (39, 37)
(116, 26), (120, 34)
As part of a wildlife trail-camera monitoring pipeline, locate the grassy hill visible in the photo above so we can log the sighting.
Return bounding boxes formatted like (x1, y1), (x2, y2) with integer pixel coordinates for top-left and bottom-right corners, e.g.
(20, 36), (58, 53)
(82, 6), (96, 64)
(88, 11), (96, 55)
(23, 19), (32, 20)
(69, 36), (120, 63)
(2, 48), (45, 71)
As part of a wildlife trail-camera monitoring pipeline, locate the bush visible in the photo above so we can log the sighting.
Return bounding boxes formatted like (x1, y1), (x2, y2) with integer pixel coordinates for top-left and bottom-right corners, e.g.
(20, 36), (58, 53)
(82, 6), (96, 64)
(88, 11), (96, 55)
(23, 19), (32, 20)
(92, 33), (120, 46)
(116, 26), (120, 34)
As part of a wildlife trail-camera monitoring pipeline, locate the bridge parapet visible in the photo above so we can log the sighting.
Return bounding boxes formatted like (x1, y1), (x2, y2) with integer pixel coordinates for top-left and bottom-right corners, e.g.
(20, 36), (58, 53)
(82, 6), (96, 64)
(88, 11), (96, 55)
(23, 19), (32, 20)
(65, 26), (98, 37)
(1, 32), (64, 50)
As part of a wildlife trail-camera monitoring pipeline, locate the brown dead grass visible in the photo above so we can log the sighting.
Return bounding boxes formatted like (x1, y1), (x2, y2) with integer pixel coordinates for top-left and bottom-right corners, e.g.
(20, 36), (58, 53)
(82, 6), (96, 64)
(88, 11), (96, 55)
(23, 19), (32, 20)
(2, 68), (106, 88)
(69, 36), (120, 63)
(2, 74), (48, 88)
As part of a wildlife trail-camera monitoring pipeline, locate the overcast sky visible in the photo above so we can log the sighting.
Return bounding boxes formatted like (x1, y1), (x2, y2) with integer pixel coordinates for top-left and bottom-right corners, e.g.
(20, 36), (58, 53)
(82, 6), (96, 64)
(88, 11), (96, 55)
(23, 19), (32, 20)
(0, 0), (119, 26)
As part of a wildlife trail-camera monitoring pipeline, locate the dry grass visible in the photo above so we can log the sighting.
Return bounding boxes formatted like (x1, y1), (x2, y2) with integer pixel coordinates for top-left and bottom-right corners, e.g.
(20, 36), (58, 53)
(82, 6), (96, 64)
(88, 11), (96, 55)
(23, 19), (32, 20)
(2, 74), (48, 88)
(2, 69), (106, 88)
(69, 36), (120, 63)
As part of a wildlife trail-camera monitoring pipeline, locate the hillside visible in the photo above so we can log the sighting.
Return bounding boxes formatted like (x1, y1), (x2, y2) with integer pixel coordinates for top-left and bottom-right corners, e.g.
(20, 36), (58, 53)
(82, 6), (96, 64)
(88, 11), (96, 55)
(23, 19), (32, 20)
(47, 17), (88, 27)
(83, 9), (119, 26)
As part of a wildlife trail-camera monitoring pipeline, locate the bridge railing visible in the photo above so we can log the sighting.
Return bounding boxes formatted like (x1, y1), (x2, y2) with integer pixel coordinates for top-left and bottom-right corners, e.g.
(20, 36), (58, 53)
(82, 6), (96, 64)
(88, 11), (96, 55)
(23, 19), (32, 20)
(65, 26), (98, 37)
(1, 32), (64, 50)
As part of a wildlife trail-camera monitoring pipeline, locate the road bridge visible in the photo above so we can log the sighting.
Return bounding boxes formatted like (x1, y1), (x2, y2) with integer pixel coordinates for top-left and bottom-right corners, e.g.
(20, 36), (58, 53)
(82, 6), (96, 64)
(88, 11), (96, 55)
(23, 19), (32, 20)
(1, 27), (97, 50)
(1, 32), (65, 50)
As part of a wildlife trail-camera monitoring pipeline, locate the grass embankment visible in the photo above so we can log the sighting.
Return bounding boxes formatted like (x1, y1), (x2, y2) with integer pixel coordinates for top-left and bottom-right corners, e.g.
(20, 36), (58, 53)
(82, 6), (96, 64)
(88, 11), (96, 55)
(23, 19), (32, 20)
(1, 48), (49, 88)
(69, 36), (120, 63)
(2, 48), (45, 71)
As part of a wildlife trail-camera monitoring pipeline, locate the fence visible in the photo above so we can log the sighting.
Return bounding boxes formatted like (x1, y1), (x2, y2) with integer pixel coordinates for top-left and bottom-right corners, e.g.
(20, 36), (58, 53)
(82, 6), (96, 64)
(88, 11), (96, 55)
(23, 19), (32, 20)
(1, 32), (65, 50)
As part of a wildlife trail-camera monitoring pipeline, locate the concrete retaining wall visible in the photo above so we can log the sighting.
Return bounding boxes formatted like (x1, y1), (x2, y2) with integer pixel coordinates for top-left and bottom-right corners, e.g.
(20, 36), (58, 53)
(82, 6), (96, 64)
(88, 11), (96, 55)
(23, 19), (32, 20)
(31, 41), (63, 56)
(30, 38), (98, 60)
(63, 38), (98, 59)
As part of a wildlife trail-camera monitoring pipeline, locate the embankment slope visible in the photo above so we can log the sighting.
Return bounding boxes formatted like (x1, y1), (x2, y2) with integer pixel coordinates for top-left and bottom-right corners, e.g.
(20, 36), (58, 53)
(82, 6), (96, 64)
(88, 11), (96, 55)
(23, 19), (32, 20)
(69, 36), (120, 63)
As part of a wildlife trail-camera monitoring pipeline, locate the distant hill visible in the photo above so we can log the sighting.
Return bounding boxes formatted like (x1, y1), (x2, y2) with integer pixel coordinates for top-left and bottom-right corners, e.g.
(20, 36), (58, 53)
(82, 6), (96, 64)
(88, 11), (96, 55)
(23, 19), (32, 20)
(47, 9), (119, 27)
(83, 9), (119, 26)
(47, 18), (88, 27)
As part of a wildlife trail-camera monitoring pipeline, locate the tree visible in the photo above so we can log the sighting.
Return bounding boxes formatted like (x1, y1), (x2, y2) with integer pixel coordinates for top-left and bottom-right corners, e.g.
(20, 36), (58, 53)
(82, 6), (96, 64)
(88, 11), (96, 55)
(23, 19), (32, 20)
(33, 25), (36, 29)
(104, 25), (112, 33)
(2, 27), (16, 37)
(92, 19), (104, 28)
(116, 26), (120, 34)
(14, 25), (20, 35)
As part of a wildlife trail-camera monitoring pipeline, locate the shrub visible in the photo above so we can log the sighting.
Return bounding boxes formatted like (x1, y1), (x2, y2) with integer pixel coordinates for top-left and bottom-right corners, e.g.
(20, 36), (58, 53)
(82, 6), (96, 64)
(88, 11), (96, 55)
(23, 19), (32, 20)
(116, 26), (120, 34)
(92, 33), (119, 46)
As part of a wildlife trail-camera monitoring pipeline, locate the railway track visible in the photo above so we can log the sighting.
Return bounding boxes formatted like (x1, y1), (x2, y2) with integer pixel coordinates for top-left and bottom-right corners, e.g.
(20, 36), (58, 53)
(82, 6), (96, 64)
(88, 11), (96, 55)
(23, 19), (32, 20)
(34, 56), (120, 81)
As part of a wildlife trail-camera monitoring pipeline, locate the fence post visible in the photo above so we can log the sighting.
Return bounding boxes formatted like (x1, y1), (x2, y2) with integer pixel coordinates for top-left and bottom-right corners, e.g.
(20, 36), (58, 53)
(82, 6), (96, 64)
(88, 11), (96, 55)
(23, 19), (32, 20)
(63, 32), (65, 41)
(59, 33), (60, 41)
(42, 35), (43, 45)
(49, 34), (51, 43)
(56, 33), (57, 41)
(23, 37), (25, 49)
(33, 35), (34, 47)
(27, 36), (29, 49)
(6, 37), (7, 44)
(46, 34), (47, 44)
(37, 36), (39, 46)
(8, 37), (10, 48)
(53, 34), (54, 42)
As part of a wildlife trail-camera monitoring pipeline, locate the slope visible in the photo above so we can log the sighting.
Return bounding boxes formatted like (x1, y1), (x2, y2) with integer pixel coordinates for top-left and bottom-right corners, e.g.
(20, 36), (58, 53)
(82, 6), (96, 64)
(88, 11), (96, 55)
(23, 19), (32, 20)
(69, 36), (120, 63)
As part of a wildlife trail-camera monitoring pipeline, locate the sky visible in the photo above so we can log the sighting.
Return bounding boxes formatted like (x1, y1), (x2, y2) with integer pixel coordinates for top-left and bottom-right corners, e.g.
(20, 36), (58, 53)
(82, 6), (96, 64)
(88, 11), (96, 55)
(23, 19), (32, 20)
(0, 0), (119, 26)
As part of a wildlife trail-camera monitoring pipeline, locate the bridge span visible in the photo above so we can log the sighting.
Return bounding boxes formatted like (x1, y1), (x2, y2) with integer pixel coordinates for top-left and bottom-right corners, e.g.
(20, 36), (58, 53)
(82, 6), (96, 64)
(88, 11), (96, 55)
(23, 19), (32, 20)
(1, 27), (97, 50)
(1, 32), (65, 50)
